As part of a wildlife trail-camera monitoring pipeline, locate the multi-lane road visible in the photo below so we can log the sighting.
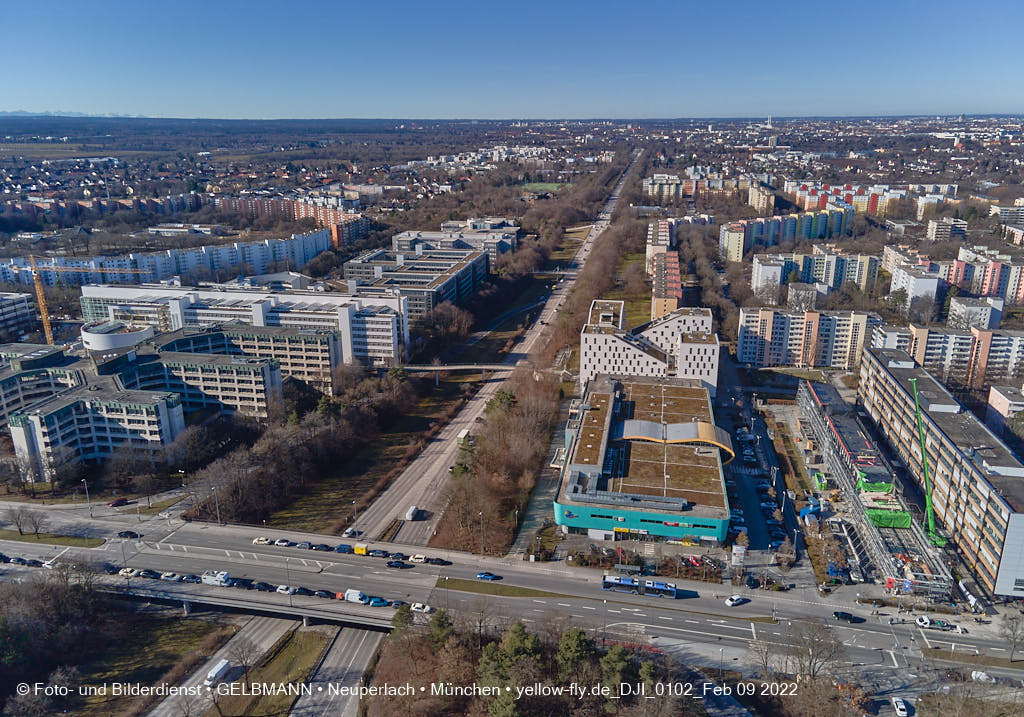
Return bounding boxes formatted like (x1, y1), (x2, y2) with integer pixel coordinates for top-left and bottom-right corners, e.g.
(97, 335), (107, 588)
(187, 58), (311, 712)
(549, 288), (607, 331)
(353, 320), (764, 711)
(2, 518), (1015, 683)
(354, 150), (641, 546)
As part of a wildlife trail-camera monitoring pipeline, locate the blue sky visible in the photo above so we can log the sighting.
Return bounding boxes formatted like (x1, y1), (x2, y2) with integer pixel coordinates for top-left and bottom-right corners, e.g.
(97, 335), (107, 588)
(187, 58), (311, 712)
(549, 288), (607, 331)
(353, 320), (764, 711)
(3, 0), (1023, 119)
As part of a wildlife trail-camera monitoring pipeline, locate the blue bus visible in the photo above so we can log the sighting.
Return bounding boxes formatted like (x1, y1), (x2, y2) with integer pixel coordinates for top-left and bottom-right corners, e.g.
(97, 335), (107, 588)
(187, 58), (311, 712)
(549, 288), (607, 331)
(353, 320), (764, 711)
(602, 575), (640, 594)
(642, 579), (679, 598)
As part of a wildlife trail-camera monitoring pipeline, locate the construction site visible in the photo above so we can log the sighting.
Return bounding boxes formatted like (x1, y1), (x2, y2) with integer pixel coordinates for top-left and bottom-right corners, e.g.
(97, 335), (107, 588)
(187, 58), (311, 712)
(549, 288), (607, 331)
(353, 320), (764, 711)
(796, 381), (954, 601)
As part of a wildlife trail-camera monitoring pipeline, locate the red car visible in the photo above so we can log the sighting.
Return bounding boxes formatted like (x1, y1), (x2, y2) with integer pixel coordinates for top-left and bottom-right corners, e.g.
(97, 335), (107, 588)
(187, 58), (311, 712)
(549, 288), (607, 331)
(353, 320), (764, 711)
(108, 498), (128, 507)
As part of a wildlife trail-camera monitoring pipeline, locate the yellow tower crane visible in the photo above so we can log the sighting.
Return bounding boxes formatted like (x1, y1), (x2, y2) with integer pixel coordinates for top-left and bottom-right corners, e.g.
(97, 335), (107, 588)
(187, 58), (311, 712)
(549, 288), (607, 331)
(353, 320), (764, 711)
(27, 256), (150, 345)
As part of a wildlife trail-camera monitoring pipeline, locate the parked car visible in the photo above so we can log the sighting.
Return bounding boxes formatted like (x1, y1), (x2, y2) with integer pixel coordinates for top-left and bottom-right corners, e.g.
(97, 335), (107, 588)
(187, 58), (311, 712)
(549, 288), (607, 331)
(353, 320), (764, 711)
(410, 555), (426, 563)
(296, 542), (312, 550)
(334, 544), (352, 553)
(108, 498), (129, 507)
(160, 572), (182, 582)
(891, 697), (909, 717)
(367, 596), (388, 607)
(368, 549), (389, 557)
(10, 557), (27, 565)
(411, 603), (434, 613)
(26, 559), (44, 567)
(476, 571), (500, 581)
(138, 569), (160, 579)
(274, 538), (292, 547)
(276, 585), (295, 595)
(182, 574), (201, 583)
(314, 590), (335, 599)
(295, 587), (315, 596)
(253, 582), (275, 592)
(252, 536), (271, 545)
(0, 553), (8, 563)
(312, 544), (332, 552)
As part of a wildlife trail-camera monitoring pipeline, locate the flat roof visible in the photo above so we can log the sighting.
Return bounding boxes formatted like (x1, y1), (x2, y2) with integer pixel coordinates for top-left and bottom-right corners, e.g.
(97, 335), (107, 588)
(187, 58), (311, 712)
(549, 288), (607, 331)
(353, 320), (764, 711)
(563, 376), (726, 516)
(803, 381), (892, 484)
(868, 348), (1024, 511)
(587, 300), (624, 328)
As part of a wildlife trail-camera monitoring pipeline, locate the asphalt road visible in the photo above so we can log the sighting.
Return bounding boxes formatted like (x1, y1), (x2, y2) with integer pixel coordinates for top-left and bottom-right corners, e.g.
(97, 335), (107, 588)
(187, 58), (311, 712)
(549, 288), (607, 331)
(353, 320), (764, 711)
(2, 518), (1014, 683)
(147, 615), (297, 717)
(353, 149), (642, 546)
(290, 628), (383, 717)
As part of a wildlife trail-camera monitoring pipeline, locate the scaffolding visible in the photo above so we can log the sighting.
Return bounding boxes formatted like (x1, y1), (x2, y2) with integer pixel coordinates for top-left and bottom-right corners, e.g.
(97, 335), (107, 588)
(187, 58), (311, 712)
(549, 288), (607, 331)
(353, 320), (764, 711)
(797, 381), (954, 600)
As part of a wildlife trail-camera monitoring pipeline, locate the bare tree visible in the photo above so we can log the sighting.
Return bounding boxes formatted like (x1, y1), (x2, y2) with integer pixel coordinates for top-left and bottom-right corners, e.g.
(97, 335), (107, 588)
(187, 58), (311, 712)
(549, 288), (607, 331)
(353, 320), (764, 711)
(786, 621), (844, 679)
(1001, 614), (1024, 662)
(2, 505), (31, 535)
(228, 636), (261, 675)
(25, 510), (47, 538)
(748, 638), (774, 678)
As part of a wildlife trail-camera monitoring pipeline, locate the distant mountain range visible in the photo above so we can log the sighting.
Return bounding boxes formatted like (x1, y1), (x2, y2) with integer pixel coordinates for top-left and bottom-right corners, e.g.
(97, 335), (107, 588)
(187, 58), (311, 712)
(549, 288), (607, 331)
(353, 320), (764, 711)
(0, 110), (147, 118)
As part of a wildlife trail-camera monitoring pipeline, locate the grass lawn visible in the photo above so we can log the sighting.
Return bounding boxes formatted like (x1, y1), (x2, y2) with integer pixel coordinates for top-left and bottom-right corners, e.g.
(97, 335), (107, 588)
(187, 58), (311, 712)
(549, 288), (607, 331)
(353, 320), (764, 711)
(437, 577), (573, 599)
(924, 647), (1024, 671)
(266, 379), (472, 533)
(600, 287), (649, 330)
(0, 528), (103, 548)
(211, 628), (332, 717)
(543, 237), (583, 271)
(519, 182), (567, 193)
(763, 367), (824, 381)
(70, 614), (237, 717)
(138, 495), (184, 516)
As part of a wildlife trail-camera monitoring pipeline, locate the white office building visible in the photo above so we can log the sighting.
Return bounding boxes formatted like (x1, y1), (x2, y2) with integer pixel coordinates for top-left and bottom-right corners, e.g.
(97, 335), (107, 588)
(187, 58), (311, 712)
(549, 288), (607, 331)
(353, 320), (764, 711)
(80, 283), (409, 366)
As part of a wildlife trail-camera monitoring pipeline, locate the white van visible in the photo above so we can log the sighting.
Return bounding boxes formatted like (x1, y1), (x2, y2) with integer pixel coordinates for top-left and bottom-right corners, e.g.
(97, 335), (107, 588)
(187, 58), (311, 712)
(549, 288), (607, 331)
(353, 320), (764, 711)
(405, 505), (419, 521)
(204, 658), (231, 687)
(344, 588), (366, 604)
(201, 570), (231, 587)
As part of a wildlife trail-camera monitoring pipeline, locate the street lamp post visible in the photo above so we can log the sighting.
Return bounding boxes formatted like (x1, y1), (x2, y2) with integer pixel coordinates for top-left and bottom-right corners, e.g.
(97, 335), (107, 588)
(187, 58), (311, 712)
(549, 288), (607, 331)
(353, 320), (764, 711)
(479, 512), (484, 556)
(351, 500), (358, 523)
(210, 486), (222, 525)
(285, 557), (293, 607)
(120, 539), (130, 588)
(719, 647), (724, 683)
(81, 478), (93, 517)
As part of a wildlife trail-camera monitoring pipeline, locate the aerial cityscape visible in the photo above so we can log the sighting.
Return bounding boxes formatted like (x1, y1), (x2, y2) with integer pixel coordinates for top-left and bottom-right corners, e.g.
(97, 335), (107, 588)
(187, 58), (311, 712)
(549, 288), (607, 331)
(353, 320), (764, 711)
(2, 3), (1024, 717)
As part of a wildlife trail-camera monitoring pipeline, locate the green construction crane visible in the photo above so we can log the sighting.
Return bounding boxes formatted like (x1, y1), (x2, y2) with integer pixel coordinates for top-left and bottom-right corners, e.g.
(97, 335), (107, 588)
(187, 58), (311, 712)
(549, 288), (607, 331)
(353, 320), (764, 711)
(908, 377), (946, 547)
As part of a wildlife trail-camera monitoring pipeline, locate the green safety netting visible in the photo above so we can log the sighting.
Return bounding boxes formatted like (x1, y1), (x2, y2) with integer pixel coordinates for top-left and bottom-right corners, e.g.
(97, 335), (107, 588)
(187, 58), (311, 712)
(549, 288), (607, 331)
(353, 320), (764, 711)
(865, 509), (912, 528)
(857, 476), (894, 493)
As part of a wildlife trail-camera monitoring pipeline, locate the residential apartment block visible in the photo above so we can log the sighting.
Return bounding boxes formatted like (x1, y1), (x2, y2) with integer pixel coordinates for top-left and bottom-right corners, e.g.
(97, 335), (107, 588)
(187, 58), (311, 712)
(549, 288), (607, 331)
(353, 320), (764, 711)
(642, 174), (684, 202)
(751, 246), (878, 301)
(717, 205), (853, 261)
(871, 323), (1024, 389)
(0, 229), (336, 286)
(650, 253), (682, 320)
(645, 220), (676, 275)
(858, 347), (1024, 596)
(0, 292), (35, 341)
(947, 296), (1003, 330)
(80, 283), (408, 367)
(579, 301), (718, 396)
(737, 308), (880, 370)
(926, 216), (968, 241)
(747, 183), (775, 214)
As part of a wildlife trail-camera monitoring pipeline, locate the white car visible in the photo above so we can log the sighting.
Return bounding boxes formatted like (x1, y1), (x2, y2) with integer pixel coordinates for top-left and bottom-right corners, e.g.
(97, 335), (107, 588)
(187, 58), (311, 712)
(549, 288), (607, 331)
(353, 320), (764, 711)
(342, 528), (358, 538)
(119, 568), (139, 577)
(891, 696), (909, 717)
(252, 536), (270, 545)
(410, 555), (426, 563)
(725, 594), (744, 607)
(411, 602), (433, 613)
(274, 538), (291, 547)
(160, 572), (182, 582)
(276, 585), (295, 595)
